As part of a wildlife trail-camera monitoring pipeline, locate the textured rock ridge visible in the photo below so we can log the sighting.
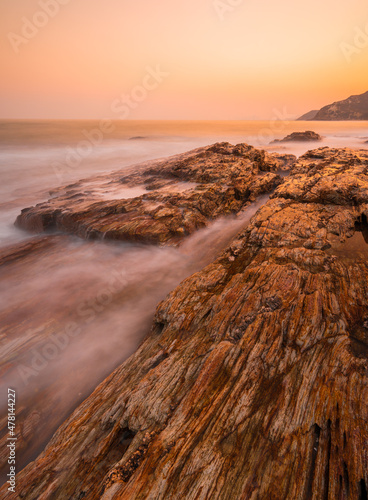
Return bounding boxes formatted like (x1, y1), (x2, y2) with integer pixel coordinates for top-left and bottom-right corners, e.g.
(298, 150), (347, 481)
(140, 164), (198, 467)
(15, 143), (294, 245)
(0, 143), (294, 485)
(4, 147), (368, 499)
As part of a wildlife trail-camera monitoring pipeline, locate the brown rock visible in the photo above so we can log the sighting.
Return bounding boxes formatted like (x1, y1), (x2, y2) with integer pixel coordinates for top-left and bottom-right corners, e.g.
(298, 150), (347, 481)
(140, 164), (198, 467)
(272, 131), (323, 143)
(273, 147), (368, 205)
(3, 146), (368, 499)
(14, 143), (295, 245)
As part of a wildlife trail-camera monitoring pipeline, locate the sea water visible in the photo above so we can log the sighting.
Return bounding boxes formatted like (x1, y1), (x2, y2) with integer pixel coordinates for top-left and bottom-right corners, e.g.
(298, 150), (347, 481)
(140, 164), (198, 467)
(0, 119), (367, 477)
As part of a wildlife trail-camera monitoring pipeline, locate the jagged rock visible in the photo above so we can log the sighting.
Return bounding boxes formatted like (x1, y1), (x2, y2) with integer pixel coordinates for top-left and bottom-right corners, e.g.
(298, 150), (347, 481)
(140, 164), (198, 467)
(0, 145), (294, 486)
(14, 143), (295, 245)
(273, 147), (368, 206)
(272, 131), (322, 143)
(3, 147), (368, 499)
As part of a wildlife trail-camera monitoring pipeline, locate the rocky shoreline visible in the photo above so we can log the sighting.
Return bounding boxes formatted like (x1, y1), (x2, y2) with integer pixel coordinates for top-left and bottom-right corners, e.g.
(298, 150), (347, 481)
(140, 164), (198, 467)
(2, 144), (368, 499)
(1, 143), (293, 489)
(15, 143), (294, 245)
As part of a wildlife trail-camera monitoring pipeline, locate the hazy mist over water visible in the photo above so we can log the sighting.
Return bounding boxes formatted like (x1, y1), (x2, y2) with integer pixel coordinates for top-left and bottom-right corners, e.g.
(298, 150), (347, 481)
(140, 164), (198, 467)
(1, 119), (367, 244)
(0, 120), (367, 478)
(1, 119), (367, 238)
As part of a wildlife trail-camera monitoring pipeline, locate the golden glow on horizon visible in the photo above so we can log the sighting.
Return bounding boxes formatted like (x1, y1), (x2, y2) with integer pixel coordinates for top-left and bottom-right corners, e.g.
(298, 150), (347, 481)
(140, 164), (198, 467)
(0, 0), (367, 119)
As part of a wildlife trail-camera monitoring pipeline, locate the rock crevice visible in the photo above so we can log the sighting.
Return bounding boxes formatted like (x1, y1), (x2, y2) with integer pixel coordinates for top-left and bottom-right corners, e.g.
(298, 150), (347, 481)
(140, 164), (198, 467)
(4, 145), (368, 500)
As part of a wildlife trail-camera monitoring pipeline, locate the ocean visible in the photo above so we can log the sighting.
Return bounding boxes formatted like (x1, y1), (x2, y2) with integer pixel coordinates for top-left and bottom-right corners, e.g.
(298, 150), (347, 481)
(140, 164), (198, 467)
(0, 119), (367, 478)
(1, 119), (368, 245)
(1, 119), (368, 246)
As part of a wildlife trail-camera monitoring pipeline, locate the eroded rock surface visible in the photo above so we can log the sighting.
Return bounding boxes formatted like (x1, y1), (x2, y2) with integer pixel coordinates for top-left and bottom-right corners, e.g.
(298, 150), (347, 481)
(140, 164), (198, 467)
(4, 147), (368, 499)
(15, 143), (294, 245)
(1, 144), (293, 486)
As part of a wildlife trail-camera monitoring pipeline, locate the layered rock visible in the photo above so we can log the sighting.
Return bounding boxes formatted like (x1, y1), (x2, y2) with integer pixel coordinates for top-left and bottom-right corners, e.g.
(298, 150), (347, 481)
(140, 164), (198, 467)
(6, 146), (368, 499)
(1, 144), (294, 485)
(15, 143), (294, 245)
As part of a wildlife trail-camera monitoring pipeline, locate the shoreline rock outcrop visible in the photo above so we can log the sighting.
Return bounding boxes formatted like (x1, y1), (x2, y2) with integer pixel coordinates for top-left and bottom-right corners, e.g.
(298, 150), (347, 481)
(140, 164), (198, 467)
(3, 146), (368, 499)
(14, 143), (295, 245)
(1, 144), (295, 486)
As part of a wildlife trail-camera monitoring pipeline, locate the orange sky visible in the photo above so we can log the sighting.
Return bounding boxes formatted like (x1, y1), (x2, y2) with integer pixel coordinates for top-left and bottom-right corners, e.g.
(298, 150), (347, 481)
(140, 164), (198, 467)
(0, 0), (367, 119)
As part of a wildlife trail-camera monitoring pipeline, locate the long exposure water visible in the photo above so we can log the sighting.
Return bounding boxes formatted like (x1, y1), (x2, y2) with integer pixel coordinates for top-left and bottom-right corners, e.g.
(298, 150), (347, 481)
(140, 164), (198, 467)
(0, 119), (367, 479)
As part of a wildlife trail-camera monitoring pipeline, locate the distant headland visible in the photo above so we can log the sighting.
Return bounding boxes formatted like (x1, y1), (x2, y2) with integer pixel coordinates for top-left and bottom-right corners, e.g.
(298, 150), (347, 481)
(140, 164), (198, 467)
(298, 90), (368, 120)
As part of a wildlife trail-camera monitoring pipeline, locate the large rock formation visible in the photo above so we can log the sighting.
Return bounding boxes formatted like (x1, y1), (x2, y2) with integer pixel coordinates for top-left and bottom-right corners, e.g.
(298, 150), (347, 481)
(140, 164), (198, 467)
(15, 143), (293, 245)
(298, 91), (368, 121)
(0, 143), (294, 486)
(272, 131), (322, 143)
(3, 146), (368, 499)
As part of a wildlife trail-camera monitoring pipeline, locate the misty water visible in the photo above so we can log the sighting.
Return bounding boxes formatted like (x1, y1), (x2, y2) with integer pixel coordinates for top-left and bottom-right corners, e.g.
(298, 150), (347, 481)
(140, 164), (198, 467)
(0, 119), (367, 478)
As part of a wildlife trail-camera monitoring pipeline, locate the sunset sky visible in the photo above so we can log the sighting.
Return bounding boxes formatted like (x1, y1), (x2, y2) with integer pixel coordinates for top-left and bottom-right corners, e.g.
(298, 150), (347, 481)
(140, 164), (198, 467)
(1, 0), (367, 119)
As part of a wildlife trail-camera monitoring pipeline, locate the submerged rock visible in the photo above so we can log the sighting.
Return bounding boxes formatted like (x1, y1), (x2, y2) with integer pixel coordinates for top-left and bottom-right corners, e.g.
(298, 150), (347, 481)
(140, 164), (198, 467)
(4, 146), (368, 499)
(272, 131), (322, 143)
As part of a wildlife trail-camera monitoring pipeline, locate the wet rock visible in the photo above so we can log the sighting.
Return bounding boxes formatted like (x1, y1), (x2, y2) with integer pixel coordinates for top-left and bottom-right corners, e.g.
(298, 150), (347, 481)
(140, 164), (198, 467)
(15, 143), (295, 245)
(273, 147), (368, 206)
(4, 146), (368, 499)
